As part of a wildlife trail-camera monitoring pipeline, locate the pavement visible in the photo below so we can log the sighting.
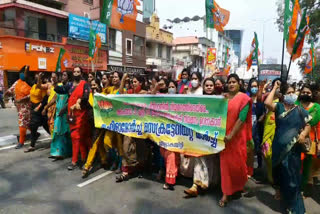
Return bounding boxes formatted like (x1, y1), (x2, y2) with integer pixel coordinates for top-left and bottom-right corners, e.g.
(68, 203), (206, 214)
(1, 108), (320, 214)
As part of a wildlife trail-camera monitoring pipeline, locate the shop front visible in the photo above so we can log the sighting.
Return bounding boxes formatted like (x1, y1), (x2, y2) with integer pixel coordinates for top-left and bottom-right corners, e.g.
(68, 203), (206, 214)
(65, 44), (107, 72)
(108, 65), (146, 74)
(0, 35), (64, 88)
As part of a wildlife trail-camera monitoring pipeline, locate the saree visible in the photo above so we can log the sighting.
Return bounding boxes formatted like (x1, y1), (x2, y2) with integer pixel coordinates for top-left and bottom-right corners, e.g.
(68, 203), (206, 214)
(297, 102), (320, 189)
(220, 93), (252, 195)
(50, 93), (72, 157)
(193, 155), (220, 189)
(272, 103), (311, 214)
(47, 86), (57, 134)
(7, 80), (31, 128)
(261, 99), (278, 183)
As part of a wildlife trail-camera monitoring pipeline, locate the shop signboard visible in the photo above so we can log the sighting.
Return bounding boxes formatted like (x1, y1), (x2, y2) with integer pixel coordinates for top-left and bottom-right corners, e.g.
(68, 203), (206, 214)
(69, 13), (107, 43)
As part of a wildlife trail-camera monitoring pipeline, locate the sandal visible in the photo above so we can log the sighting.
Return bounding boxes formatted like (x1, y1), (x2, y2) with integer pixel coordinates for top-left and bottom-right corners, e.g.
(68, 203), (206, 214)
(163, 183), (174, 191)
(24, 147), (36, 153)
(184, 186), (198, 198)
(82, 168), (91, 179)
(218, 199), (228, 208)
(116, 173), (129, 183)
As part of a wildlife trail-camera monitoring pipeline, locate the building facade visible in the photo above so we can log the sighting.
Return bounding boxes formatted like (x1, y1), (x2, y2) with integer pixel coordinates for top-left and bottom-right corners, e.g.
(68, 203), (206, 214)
(225, 30), (243, 66)
(172, 36), (215, 75)
(145, 14), (173, 72)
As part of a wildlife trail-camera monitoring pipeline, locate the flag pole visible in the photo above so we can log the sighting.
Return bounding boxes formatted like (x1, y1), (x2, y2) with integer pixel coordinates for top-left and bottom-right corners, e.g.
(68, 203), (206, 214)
(286, 55), (293, 82)
(281, 38), (285, 80)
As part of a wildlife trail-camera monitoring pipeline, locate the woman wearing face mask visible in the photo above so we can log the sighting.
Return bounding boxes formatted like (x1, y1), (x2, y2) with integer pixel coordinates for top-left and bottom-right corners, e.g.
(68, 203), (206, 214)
(158, 79), (180, 190)
(177, 69), (190, 94)
(63, 67), (92, 170)
(247, 79), (265, 174)
(82, 78), (109, 178)
(128, 75), (147, 94)
(187, 72), (203, 95)
(214, 78), (225, 95)
(261, 78), (281, 185)
(152, 78), (169, 94)
(4, 66), (32, 149)
(219, 74), (253, 207)
(265, 81), (311, 213)
(296, 84), (320, 197)
(116, 73), (150, 182)
(103, 71), (126, 173)
(184, 77), (220, 197)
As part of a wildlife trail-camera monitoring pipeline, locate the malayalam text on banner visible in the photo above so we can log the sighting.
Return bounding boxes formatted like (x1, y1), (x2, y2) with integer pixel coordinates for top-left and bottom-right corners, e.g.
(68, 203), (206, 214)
(93, 94), (228, 156)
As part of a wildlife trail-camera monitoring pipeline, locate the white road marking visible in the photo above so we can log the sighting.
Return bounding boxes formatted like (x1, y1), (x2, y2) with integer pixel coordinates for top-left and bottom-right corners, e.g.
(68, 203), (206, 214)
(0, 137), (51, 151)
(77, 171), (113, 188)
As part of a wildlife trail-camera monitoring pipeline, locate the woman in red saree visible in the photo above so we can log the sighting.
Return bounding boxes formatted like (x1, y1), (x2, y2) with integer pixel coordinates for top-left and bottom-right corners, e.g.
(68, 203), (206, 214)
(219, 74), (252, 207)
(66, 67), (91, 170)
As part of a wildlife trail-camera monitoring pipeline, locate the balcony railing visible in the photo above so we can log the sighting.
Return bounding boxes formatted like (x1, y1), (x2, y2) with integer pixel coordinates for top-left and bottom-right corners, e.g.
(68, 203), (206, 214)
(0, 25), (65, 42)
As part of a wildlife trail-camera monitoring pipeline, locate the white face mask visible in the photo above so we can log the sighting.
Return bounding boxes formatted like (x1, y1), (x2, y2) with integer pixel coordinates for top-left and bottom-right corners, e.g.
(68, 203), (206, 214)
(168, 88), (176, 94)
(191, 80), (199, 88)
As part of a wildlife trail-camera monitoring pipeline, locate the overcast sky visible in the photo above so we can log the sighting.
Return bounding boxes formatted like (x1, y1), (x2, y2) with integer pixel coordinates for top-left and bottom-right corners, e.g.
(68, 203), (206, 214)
(155, 0), (301, 79)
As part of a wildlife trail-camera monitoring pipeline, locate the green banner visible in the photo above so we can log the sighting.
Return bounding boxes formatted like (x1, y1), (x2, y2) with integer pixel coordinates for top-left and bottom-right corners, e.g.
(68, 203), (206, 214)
(100, 0), (114, 26)
(205, 0), (214, 28)
(93, 94), (228, 156)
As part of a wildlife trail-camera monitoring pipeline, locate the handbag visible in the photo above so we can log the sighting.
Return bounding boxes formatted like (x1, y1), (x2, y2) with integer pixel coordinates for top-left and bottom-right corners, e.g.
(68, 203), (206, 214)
(297, 106), (312, 153)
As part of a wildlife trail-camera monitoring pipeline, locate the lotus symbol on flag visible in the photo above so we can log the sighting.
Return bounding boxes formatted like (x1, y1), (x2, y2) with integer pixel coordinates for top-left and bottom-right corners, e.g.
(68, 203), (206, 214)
(117, 0), (134, 23)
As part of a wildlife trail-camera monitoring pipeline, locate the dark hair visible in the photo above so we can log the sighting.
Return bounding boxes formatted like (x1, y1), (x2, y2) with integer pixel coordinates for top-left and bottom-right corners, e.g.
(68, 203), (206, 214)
(203, 77), (215, 86)
(280, 82), (295, 95)
(300, 84), (314, 102)
(113, 71), (123, 80)
(215, 78), (225, 85)
(181, 69), (190, 78)
(191, 71), (203, 83)
(248, 78), (259, 97)
(168, 80), (178, 89)
(133, 74), (146, 90)
(91, 78), (102, 92)
(74, 66), (83, 73)
(159, 78), (169, 88)
(227, 74), (240, 84)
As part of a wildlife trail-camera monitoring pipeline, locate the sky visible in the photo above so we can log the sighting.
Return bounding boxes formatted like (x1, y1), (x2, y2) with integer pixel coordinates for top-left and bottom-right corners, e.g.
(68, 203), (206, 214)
(155, 0), (302, 80)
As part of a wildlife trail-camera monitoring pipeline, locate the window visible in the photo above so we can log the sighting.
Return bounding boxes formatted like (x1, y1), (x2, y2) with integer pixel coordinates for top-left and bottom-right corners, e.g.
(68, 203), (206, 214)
(126, 38), (132, 56)
(83, 0), (93, 5)
(166, 46), (171, 60)
(109, 28), (116, 51)
(134, 36), (144, 56)
(158, 44), (163, 58)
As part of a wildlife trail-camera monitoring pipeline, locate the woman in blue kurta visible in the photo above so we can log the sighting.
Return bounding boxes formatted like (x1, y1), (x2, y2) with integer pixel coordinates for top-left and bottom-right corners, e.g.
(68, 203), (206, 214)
(265, 80), (311, 213)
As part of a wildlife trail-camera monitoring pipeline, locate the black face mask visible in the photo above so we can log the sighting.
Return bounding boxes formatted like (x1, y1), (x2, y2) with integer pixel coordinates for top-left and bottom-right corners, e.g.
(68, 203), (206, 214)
(299, 95), (313, 102)
(159, 88), (168, 94)
(214, 86), (223, 95)
(73, 75), (81, 81)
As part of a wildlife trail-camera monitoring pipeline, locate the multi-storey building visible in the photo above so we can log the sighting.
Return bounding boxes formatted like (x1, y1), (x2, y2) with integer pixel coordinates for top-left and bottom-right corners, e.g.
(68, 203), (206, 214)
(145, 13), (173, 73)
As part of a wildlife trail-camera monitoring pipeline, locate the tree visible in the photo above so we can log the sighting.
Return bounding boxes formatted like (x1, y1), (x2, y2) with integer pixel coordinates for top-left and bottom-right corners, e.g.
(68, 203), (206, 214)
(275, 0), (320, 42)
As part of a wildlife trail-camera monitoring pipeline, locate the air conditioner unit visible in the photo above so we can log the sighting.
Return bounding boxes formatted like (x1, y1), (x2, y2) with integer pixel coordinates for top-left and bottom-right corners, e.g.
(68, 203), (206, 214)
(84, 12), (91, 19)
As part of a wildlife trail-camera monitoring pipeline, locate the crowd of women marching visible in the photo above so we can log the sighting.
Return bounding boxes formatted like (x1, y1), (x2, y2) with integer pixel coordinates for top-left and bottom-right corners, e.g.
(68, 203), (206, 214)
(4, 65), (320, 213)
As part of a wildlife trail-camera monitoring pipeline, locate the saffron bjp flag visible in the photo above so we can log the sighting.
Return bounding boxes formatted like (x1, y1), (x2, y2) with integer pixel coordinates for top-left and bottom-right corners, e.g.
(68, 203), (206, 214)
(88, 28), (101, 61)
(291, 11), (310, 61)
(305, 41), (316, 74)
(224, 46), (231, 74)
(246, 32), (259, 71)
(284, 0), (295, 42)
(55, 48), (70, 72)
(93, 94), (228, 156)
(287, 0), (301, 55)
(101, 0), (140, 33)
(205, 0), (230, 32)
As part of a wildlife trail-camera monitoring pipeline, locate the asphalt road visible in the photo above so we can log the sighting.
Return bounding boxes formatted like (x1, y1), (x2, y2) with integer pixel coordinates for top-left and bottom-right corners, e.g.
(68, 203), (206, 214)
(1, 108), (320, 214)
